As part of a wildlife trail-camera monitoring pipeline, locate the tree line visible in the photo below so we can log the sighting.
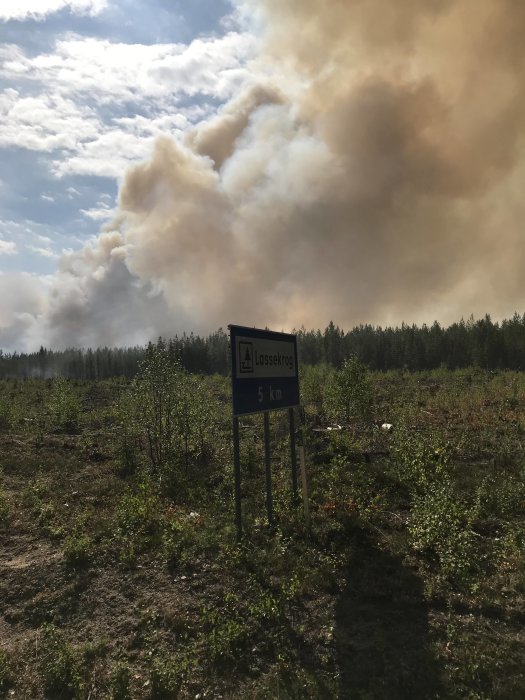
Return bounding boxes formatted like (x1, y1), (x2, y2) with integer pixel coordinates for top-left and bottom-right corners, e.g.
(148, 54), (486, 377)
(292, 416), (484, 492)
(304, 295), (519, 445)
(0, 314), (524, 379)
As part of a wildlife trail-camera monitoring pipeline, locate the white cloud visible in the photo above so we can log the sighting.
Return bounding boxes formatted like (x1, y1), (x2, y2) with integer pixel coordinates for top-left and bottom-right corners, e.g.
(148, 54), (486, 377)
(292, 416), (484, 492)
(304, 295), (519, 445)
(1, 33), (257, 103)
(80, 203), (115, 221)
(0, 0), (107, 22)
(112, 113), (189, 137)
(0, 240), (17, 255)
(0, 44), (25, 65)
(52, 129), (157, 178)
(24, 232), (58, 258)
(0, 32), (257, 179)
(26, 245), (59, 259)
(0, 89), (101, 152)
(0, 219), (66, 262)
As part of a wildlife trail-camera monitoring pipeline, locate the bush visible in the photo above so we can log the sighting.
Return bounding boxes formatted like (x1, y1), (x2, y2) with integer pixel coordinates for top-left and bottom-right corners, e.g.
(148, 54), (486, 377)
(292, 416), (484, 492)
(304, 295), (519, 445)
(390, 428), (478, 584)
(300, 363), (333, 419)
(109, 661), (131, 700)
(475, 469), (525, 519)
(0, 489), (10, 525)
(38, 624), (81, 697)
(48, 377), (80, 433)
(390, 427), (453, 493)
(113, 483), (163, 564)
(0, 649), (14, 693)
(120, 342), (223, 496)
(63, 534), (92, 570)
(325, 355), (372, 423)
(0, 396), (13, 431)
(38, 626), (108, 698)
(409, 481), (477, 583)
(150, 653), (185, 699)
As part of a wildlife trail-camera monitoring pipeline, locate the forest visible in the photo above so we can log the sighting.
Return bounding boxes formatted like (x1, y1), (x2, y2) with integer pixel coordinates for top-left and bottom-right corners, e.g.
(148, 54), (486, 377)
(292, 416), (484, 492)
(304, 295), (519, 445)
(1, 313), (525, 379)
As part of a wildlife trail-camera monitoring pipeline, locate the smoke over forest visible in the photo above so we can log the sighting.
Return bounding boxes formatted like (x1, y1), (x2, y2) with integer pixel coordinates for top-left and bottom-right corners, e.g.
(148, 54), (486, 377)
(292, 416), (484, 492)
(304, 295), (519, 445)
(4, 0), (525, 350)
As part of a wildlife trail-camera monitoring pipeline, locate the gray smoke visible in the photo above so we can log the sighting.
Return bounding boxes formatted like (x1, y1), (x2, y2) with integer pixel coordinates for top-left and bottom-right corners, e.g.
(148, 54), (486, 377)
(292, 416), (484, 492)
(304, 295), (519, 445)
(3, 0), (525, 349)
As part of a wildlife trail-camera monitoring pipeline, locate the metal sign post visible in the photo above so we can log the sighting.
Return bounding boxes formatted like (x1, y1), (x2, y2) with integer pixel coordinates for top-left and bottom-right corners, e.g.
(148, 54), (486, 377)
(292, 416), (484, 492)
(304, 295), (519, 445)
(299, 442), (311, 530)
(263, 411), (274, 527)
(229, 325), (300, 537)
(288, 407), (298, 503)
(232, 415), (242, 541)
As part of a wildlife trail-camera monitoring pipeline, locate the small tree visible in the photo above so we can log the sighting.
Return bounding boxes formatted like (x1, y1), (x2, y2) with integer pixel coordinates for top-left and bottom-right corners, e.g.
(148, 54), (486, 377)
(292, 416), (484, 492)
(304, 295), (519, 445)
(129, 342), (183, 474)
(325, 354), (372, 423)
(122, 341), (222, 493)
(300, 363), (334, 421)
(48, 377), (80, 433)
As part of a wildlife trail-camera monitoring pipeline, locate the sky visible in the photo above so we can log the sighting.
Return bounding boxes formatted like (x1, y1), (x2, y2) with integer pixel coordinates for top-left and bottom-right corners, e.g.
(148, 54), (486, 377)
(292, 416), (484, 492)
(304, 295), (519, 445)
(0, 0), (252, 276)
(0, 0), (524, 351)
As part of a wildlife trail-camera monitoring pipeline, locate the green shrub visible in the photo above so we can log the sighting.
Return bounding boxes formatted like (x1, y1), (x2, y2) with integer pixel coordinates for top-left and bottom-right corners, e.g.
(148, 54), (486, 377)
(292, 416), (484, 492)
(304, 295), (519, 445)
(300, 363), (333, 418)
(48, 377), (80, 433)
(475, 469), (525, 519)
(120, 343), (223, 495)
(0, 396), (13, 431)
(113, 484), (163, 564)
(200, 583), (286, 668)
(39, 624), (81, 697)
(38, 627), (107, 699)
(0, 649), (14, 693)
(125, 343), (185, 474)
(390, 427), (453, 493)
(325, 355), (372, 423)
(0, 489), (10, 525)
(116, 436), (140, 478)
(63, 534), (92, 570)
(409, 481), (477, 583)
(150, 653), (187, 699)
(110, 661), (131, 700)
(37, 502), (57, 527)
(390, 428), (479, 584)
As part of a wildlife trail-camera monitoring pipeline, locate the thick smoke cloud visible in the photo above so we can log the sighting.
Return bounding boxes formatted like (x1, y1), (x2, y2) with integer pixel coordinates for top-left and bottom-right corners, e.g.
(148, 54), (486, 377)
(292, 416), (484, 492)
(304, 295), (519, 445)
(3, 0), (525, 349)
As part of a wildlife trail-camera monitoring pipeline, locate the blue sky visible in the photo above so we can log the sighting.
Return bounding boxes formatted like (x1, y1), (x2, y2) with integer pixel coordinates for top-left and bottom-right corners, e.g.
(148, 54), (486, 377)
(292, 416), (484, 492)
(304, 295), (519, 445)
(0, 0), (254, 275)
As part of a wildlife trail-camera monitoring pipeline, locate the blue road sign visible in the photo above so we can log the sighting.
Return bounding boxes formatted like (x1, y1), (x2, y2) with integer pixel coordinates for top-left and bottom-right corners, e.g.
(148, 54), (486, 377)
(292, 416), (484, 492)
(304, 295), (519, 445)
(229, 325), (300, 416)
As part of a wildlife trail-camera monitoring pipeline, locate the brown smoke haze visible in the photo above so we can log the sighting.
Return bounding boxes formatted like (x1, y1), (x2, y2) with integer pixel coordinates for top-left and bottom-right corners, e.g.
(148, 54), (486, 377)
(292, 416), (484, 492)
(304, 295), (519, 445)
(8, 0), (525, 349)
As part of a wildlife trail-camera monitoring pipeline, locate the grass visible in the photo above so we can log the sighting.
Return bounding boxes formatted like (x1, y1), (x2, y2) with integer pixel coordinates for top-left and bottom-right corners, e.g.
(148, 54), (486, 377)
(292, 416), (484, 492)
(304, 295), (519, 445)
(0, 369), (523, 697)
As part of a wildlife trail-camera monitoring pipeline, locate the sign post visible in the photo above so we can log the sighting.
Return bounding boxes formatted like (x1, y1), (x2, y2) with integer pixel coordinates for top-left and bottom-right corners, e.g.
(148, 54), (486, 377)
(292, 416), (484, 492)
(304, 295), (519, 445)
(299, 442), (311, 530)
(288, 407), (298, 503)
(263, 411), (274, 527)
(229, 325), (300, 539)
(232, 415), (242, 539)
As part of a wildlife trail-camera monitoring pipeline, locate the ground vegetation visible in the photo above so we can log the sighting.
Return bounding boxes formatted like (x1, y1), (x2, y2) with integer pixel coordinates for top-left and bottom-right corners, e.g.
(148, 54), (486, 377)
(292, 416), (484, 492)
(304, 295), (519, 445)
(0, 353), (524, 698)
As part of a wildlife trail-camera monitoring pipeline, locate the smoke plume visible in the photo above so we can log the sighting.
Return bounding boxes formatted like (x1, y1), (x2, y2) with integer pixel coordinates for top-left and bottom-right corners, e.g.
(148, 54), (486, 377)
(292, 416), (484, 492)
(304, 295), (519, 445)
(5, 0), (525, 349)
